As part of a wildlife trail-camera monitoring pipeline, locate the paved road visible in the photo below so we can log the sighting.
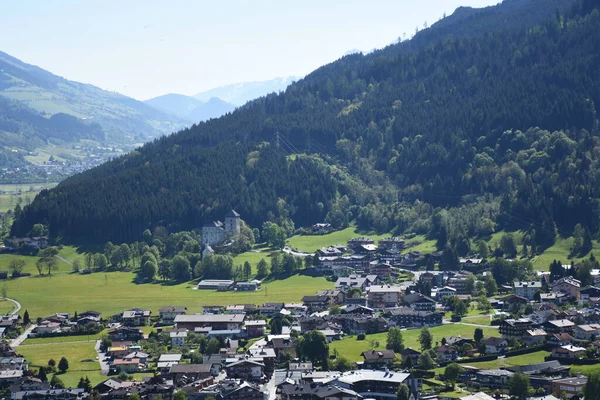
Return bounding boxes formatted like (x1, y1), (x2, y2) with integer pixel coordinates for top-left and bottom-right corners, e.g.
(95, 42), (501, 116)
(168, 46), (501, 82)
(95, 340), (109, 375)
(11, 324), (37, 347)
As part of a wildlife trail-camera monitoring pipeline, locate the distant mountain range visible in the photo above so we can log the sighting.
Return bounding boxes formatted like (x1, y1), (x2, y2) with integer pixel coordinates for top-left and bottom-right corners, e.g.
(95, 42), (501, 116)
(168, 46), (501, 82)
(144, 94), (236, 123)
(0, 50), (186, 149)
(193, 77), (299, 106)
(144, 77), (298, 123)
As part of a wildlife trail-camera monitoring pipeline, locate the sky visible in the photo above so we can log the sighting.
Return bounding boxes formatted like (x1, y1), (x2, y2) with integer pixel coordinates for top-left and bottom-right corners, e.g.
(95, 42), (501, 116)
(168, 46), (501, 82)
(0, 0), (498, 100)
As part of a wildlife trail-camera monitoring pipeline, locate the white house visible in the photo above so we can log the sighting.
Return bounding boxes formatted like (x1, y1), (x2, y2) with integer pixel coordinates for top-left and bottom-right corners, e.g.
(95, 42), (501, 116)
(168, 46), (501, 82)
(484, 337), (508, 354)
(514, 281), (542, 300)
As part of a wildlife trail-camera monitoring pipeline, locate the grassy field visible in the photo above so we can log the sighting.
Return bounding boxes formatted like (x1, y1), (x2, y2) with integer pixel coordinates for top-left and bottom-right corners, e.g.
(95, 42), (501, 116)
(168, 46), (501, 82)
(0, 299), (15, 314)
(0, 246), (82, 278)
(330, 324), (499, 362)
(403, 235), (438, 254)
(231, 247), (281, 278)
(4, 272), (332, 319)
(532, 236), (600, 271)
(0, 183), (56, 212)
(19, 342), (101, 385)
(287, 226), (392, 253)
(23, 330), (109, 345)
(432, 350), (551, 376)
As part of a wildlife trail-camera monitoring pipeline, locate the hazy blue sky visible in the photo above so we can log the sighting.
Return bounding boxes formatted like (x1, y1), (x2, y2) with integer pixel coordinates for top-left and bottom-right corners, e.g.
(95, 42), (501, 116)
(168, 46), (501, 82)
(1, 0), (498, 100)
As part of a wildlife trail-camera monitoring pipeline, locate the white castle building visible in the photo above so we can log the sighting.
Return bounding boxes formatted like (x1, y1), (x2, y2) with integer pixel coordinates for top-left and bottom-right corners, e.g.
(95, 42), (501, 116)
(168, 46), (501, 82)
(201, 209), (241, 247)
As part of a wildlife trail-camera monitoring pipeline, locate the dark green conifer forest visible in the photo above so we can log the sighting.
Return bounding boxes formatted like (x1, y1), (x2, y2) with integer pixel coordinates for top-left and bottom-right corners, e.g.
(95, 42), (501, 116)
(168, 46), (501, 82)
(11, 0), (600, 250)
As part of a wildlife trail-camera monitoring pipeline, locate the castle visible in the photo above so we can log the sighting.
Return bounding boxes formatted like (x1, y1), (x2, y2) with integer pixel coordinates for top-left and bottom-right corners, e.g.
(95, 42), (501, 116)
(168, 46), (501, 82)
(201, 209), (241, 247)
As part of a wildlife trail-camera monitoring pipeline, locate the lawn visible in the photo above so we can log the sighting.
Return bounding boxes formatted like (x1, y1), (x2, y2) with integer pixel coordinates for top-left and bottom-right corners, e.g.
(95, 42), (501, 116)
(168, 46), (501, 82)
(0, 245), (81, 278)
(19, 341), (100, 381)
(4, 272), (333, 319)
(532, 236), (600, 271)
(231, 248), (281, 278)
(0, 299), (15, 314)
(462, 315), (492, 326)
(18, 340), (151, 388)
(287, 226), (392, 253)
(23, 329), (109, 345)
(403, 235), (438, 254)
(330, 324), (499, 362)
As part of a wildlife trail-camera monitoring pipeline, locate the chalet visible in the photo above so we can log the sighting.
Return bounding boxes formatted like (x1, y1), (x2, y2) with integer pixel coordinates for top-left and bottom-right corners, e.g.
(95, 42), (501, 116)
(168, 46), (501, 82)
(316, 290), (345, 305)
(257, 303), (285, 317)
(378, 237), (405, 251)
(108, 327), (143, 342)
(335, 275), (369, 292)
(484, 337), (508, 354)
(225, 360), (265, 381)
(36, 321), (61, 335)
(226, 305), (247, 314)
(574, 324), (600, 340)
(301, 295), (332, 312)
(444, 336), (475, 348)
(279, 383), (361, 400)
(501, 294), (529, 309)
(523, 329), (548, 346)
(159, 306), (187, 324)
(169, 364), (212, 385)
(475, 369), (513, 388)
(283, 303), (308, 317)
(244, 320), (267, 338)
(361, 349), (396, 368)
(111, 359), (141, 374)
(329, 369), (413, 400)
(551, 376), (587, 398)
(499, 318), (533, 337)
(551, 277), (581, 301)
(400, 348), (421, 365)
(157, 354), (182, 371)
(174, 314), (245, 331)
(269, 337), (296, 360)
(317, 255), (370, 272)
(369, 263), (393, 278)
(342, 305), (374, 315)
(514, 281), (542, 300)
(122, 309), (151, 326)
(580, 285), (600, 301)
(551, 345), (585, 359)
(367, 285), (403, 309)
(549, 333), (574, 346)
(437, 286), (457, 300)
(419, 271), (445, 288)
(540, 292), (569, 305)
(79, 311), (101, 319)
(124, 351), (149, 365)
(544, 319), (575, 334)
(170, 331), (188, 347)
(317, 246), (344, 257)
(384, 307), (443, 328)
(446, 273), (474, 294)
(403, 292), (436, 312)
(436, 345), (458, 362)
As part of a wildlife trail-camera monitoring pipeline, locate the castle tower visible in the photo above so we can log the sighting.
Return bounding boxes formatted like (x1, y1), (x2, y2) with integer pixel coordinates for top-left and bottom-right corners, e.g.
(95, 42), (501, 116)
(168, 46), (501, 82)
(224, 209), (241, 237)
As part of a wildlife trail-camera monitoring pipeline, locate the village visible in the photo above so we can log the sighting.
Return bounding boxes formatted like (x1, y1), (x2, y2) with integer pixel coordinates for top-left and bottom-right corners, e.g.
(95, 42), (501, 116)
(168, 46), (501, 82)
(0, 231), (597, 400)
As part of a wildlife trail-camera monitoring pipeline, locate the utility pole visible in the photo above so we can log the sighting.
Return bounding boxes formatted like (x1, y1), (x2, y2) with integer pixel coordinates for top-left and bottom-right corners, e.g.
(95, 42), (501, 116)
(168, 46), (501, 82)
(275, 132), (280, 149)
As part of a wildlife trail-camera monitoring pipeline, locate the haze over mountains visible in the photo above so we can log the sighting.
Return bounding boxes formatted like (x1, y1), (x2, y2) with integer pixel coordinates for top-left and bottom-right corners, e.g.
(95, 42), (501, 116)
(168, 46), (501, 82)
(14, 0), (596, 246)
(0, 50), (299, 169)
(144, 77), (298, 123)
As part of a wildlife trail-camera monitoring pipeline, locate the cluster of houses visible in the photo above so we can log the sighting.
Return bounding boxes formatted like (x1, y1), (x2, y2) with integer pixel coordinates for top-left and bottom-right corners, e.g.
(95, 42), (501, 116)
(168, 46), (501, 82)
(32, 311), (102, 337)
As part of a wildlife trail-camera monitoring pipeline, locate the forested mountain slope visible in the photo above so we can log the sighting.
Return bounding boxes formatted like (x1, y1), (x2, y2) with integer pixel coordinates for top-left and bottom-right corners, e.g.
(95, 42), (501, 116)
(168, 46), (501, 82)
(12, 0), (600, 247)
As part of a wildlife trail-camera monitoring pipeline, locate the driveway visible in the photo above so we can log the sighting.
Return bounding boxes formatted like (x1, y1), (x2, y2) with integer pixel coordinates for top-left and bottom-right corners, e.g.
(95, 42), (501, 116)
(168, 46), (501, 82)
(95, 339), (110, 375)
(11, 324), (36, 347)
(4, 297), (21, 315)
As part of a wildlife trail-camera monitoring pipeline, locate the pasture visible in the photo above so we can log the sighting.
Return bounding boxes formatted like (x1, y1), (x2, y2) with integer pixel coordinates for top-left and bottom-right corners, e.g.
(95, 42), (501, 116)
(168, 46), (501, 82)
(330, 323), (499, 362)
(4, 271), (332, 319)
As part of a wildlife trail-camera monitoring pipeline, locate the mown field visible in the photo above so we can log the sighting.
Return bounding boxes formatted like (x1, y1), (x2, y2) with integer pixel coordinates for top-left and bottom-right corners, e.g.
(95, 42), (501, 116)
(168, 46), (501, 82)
(4, 271), (332, 319)
(330, 323), (499, 362)
(18, 340), (152, 387)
